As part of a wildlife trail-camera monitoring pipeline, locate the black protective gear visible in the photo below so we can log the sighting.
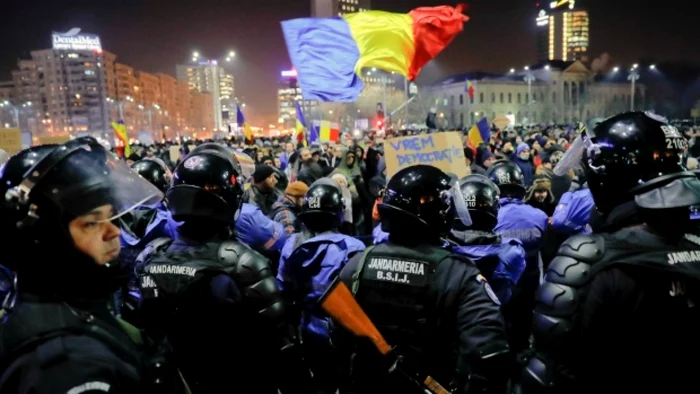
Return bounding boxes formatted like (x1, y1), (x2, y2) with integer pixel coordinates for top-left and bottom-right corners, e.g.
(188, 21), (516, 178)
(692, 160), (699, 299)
(131, 157), (172, 193)
(456, 174), (500, 232)
(340, 242), (511, 394)
(136, 237), (285, 393)
(378, 164), (455, 238)
(167, 149), (244, 224)
(0, 138), (162, 299)
(486, 160), (526, 199)
(583, 112), (700, 213)
(298, 179), (344, 232)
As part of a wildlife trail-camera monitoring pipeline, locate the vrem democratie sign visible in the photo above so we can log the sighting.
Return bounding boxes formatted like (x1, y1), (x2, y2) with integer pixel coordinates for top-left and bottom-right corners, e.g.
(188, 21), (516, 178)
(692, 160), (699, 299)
(52, 28), (102, 51)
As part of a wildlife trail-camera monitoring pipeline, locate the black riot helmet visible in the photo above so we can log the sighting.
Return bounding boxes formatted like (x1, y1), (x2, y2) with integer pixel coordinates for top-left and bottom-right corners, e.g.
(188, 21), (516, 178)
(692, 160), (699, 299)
(487, 160), (526, 199)
(167, 149), (244, 225)
(298, 179), (345, 233)
(378, 164), (472, 242)
(556, 112), (700, 215)
(131, 157), (172, 193)
(456, 174), (501, 232)
(0, 138), (163, 297)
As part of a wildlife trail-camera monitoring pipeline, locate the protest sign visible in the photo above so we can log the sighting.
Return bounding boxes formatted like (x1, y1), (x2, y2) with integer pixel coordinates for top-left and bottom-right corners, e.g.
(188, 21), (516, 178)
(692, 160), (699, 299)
(0, 128), (22, 155)
(384, 131), (468, 179)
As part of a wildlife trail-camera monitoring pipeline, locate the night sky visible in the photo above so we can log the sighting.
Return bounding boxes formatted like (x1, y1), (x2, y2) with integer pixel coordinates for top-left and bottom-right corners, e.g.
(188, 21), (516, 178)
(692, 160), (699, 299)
(1, 0), (698, 123)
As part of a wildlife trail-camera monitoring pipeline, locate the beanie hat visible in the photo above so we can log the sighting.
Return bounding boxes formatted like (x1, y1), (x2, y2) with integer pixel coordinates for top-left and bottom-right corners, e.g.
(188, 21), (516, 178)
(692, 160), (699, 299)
(253, 164), (276, 183)
(285, 181), (309, 197)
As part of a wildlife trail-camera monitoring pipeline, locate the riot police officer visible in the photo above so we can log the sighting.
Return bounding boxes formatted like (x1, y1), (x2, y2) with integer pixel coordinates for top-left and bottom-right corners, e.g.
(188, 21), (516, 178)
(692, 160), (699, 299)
(277, 179), (365, 393)
(449, 174), (526, 304)
(339, 164), (510, 393)
(488, 160), (548, 353)
(0, 138), (178, 393)
(523, 112), (700, 393)
(136, 147), (285, 394)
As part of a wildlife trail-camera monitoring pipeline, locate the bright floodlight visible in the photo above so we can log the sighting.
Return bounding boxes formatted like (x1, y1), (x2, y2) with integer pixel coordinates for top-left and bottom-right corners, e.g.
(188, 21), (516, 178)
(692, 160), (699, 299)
(193, 51), (199, 58)
(524, 66), (530, 70)
(509, 68), (515, 73)
(229, 51), (236, 57)
(650, 64), (656, 70)
(613, 66), (620, 72)
(544, 65), (550, 70)
(632, 63), (639, 69)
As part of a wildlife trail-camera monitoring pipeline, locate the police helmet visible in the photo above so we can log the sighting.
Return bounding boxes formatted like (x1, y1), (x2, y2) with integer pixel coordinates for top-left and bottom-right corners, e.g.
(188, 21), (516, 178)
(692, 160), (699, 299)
(167, 149), (244, 224)
(298, 179), (344, 232)
(457, 174), (501, 232)
(578, 112), (700, 213)
(131, 157), (172, 193)
(486, 160), (526, 199)
(379, 164), (472, 239)
(0, 138), (162, 277)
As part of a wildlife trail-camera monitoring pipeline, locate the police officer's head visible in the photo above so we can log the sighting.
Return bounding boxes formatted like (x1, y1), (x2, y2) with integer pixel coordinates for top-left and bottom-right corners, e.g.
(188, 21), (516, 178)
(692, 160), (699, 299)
(298, 179), (344, 233)
(581, 112), (700, 213)
(559, 112), (700, 235)
(167, 148), (244, 233)
(379, 165), (472, 243)
(0, 138), (163, 296)
(486, 160), (526, 199)
(455, 174), (500, 232)
(131, 157), (172, 193)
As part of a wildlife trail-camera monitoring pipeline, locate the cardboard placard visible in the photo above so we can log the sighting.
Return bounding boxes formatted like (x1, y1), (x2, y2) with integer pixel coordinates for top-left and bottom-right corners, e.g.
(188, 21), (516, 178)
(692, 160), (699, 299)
(0, 128), (22, 155)
(37, 135), (71, 145)
(384, 131), (468, 179)
(169, 145), (182, 163)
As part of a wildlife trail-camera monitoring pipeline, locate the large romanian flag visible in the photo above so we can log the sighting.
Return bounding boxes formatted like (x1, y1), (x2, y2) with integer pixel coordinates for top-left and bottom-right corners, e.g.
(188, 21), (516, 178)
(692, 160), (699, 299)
(281, 4), (469, 102)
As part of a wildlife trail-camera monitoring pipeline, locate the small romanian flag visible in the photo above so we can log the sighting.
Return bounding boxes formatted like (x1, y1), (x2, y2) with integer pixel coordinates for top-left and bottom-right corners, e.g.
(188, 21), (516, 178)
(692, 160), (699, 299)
(294, 101), (307, 147)
(310, 120), (340, 143)
(111, 121), (131, 158)
(465, 78), (474, 100)
(467, 117), (490, 148)
(237, 105), (254, 143)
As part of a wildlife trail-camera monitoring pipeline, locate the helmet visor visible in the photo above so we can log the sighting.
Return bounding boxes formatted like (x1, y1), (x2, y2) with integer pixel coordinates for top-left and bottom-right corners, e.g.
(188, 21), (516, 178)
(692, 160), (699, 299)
(233, 151), (256, 181)
(553, 134), (586, 176)
(36, 145), (164, 222)
(447, 181), (473, 227)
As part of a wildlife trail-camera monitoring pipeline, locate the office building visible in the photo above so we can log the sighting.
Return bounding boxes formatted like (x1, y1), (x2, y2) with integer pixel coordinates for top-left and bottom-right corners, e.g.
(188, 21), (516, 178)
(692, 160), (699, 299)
(277, 69), (318, 129)
(311, 0), (371, 17)
(536, 0), (589, 62)
(2, 28), (232, 141)
(176, 61), (235, 132)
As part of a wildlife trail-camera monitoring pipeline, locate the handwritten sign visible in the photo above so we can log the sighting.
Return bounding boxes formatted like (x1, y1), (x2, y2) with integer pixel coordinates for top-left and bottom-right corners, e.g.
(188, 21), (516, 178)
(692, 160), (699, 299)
(384, 131), (468, 179)
(0, 128), (22, 155)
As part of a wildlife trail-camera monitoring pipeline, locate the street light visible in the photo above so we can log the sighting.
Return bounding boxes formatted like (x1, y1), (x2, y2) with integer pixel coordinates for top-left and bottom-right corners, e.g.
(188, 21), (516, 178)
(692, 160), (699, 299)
(613, 64), (656, 111)
(0, 101), (20, 127)
(509, 68), (515, 73)
(524, 66), (535, 108)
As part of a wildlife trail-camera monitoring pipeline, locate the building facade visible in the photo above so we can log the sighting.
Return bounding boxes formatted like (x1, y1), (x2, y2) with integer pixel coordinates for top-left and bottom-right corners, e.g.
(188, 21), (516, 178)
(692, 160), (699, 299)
(1, 29), (222, 141)
(176, 61), (235, 132)
(311, 0), (371, 17)
(536, 0), (590, 63)
(424, 61), (642, 128)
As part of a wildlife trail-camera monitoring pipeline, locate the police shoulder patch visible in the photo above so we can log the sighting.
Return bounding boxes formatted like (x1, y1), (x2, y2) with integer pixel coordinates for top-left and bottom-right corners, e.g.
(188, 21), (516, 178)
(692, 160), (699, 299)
(476, 274), (501, 305)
